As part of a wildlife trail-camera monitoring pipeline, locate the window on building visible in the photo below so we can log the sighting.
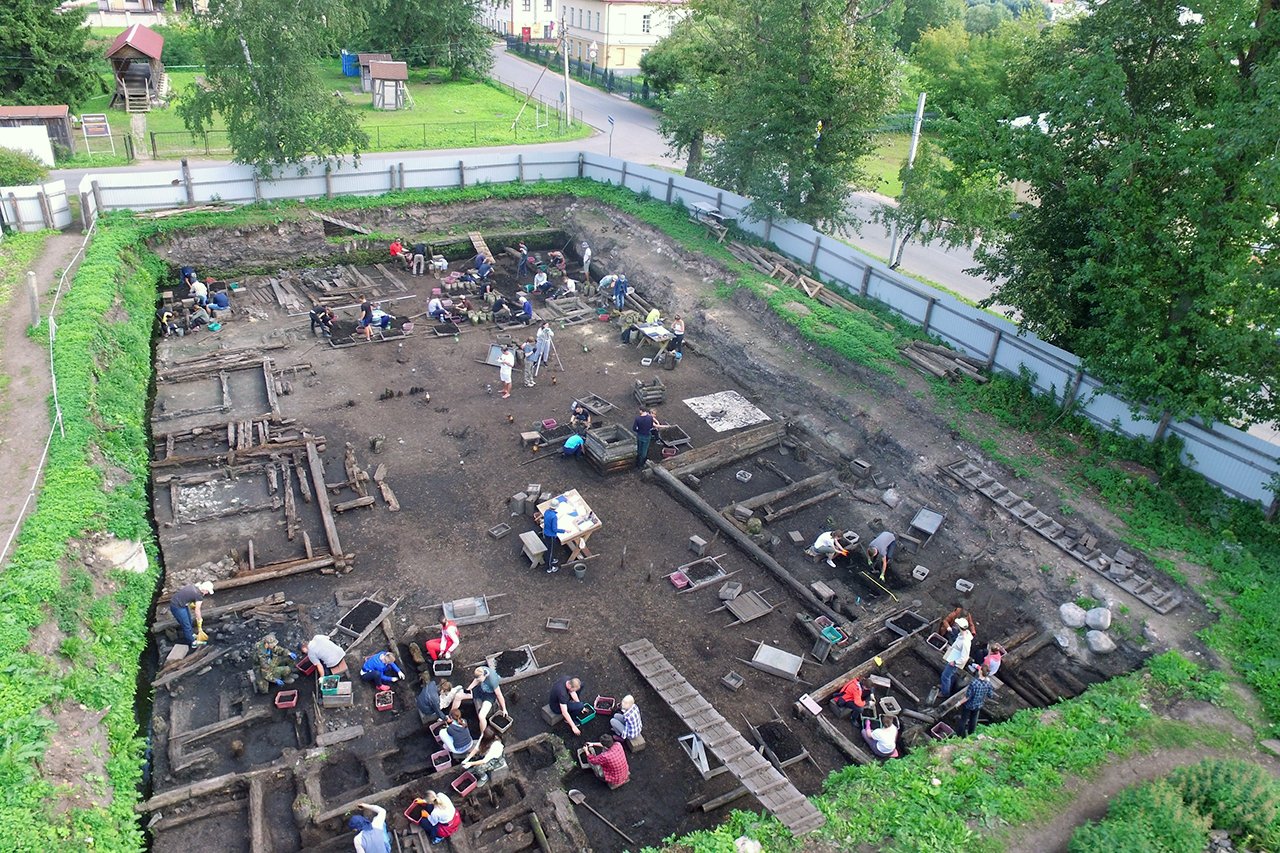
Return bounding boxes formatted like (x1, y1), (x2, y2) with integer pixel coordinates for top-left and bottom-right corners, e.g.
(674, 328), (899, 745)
(522, 0), (530, 9)
(595, 11), (600, 30)
(544, 0), (551, 9)
(642, 14), (651, 33)
(577, 8), (582, 27)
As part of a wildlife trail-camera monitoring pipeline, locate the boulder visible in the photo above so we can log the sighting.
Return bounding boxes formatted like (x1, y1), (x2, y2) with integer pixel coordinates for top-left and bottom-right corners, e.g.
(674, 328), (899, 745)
(1086, 630), (1116, 654)
(1085, 607), (1112, 630)
(1059, 602), (1087, 629)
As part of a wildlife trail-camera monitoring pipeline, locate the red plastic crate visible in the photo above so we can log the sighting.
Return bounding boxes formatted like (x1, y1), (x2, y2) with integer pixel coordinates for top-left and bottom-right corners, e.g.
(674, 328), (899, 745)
(593, 696), (616, 715)
(375, 691), (394, 711)
(404, 798), (430, 824)
(295, 659), (317, 676)
(274, 690), (298, 709)
(452, 771), (477, 797)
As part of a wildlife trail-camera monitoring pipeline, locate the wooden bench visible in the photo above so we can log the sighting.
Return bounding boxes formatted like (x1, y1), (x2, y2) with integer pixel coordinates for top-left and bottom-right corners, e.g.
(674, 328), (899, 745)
(519, 531), (548, 569)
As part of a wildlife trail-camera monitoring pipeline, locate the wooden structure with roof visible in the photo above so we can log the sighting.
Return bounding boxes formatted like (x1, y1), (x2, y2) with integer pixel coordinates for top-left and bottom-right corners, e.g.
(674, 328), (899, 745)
(370, 61), (409, 111)
(106, 24), (168, 113)
(0, 106), (75, 155)
(357, 54), (393, 93)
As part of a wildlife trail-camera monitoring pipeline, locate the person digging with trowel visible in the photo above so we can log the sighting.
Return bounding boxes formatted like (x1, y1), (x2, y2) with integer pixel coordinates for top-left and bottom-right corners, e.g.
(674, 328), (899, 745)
(169, 581), (213, 647)
(252, 634), (297, 694)
(806, 531), (849, 568)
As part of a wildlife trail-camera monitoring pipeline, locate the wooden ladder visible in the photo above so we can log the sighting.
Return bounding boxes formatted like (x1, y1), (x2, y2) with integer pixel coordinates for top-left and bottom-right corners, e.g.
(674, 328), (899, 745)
(125, 87), (151, 113)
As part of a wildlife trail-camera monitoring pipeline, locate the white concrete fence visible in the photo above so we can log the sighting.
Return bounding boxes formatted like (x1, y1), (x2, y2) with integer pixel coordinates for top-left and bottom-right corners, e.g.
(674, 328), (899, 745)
(71, 151), (1280, 506)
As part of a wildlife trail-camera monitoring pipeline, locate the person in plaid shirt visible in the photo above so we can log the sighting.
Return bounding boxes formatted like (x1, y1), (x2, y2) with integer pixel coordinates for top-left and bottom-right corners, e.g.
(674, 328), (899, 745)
(584, 734), (630, 787)
(610, 695), (643, 741)
(960, 664), (994, 736)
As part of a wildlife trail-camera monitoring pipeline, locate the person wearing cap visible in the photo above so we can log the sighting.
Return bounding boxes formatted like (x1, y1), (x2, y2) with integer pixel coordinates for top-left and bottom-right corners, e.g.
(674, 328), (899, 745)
(866, 530), (898, 581)
(580, 242), (592, 278)
(940, 606), (978, 643)
(940, 620), (974, 697)
(252, 633), (297, 694)
(169, 581), (213, 646)
(350, 803), (390, 853)
(300, 634), (349, 676)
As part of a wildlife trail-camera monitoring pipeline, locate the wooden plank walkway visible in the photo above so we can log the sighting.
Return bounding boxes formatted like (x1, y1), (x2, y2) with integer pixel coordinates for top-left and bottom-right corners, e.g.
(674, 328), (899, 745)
(619, 639), (826, 836)
(469, 231), (496, 262)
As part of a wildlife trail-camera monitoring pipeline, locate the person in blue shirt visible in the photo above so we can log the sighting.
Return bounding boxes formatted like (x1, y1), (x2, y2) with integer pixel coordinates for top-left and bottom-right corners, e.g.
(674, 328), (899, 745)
(519, 295), (534, 324)
(349, 803), (390, 853)
(537, 506), (560, 572)
(360, 651), (405, 684)
(563, 434), (584, 458)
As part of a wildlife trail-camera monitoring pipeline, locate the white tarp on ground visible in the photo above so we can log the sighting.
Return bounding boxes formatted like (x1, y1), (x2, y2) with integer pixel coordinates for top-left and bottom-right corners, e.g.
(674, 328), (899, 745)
(682, 391), (771, 432)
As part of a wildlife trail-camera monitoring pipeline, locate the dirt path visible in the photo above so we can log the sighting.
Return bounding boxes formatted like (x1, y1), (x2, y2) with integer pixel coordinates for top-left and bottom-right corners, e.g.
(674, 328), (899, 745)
(0, 231), (89, 559)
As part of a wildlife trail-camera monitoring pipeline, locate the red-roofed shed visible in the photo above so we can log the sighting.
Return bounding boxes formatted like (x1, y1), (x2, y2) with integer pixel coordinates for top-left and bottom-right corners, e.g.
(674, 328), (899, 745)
(0, 105), (75, 154)
(105, 24), (167, 112)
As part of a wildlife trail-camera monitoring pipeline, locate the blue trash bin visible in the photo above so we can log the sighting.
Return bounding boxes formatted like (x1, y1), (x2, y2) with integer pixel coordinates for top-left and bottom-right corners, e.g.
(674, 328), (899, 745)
(341, 50), (359, 77)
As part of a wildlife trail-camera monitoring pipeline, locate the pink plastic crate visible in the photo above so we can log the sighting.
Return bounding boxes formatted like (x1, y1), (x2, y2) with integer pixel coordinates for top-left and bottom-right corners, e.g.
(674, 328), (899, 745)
(661, 447), (678, 458)
(452, 771), (477, 797)
(930, 722), (956, 740)
(274, 690), (298, 709)
(374, 691), (394, 711)
(432, 749), (452, 773)
(593, 696), (616, 715)
(405, 798), (430, 824)
(542, 419), (557, 430)
(295, 659), (317, 676)
(669, 571), (690, 589)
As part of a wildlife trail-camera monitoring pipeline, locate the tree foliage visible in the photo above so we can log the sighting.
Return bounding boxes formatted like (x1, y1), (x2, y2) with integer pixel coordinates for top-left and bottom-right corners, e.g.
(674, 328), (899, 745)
(361, 0), (493, 82)
(0, 0), (99, 112)
(870, 139), (1011, 267)
(648, 0), (900, 227)
(177, 0), (369, 176)
(910, 15), (1040, 116)
(0, 147), (49, 186)
(948, 0), (1280, 430)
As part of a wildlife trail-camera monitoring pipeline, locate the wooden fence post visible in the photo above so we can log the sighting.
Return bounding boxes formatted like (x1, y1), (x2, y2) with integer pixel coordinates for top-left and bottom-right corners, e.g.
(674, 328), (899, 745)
(80, 191), (92, 228)
(860, 265), (872, 297)
(809, 235), (821, 268)
(398, 163), (405, 191)
(253, 174), (262, 203)
(7, 193), (24, 229)
(458, 160), (466, 188)
(91, 181), (104, 214)
(763, 216), (772, 242)
(620, 162), (627, 187)
(324, 165), (332, 200)
(921, 296), (936, 334)
(665, 177), (674, 204)
(986, 328), (1002, 369)
(578, 153), (585, 179)
(36, 190), (54, 229)
(181, 158), (195, 204)
(518, 154), (524, 184)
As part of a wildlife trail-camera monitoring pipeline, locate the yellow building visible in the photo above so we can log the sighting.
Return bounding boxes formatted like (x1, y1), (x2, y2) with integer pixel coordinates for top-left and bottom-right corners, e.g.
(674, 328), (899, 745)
(560, 0), (687, 71)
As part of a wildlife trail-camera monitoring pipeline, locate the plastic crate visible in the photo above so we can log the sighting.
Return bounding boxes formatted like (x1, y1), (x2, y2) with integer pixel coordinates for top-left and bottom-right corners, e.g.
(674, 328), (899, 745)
(296, 659), (317, 676)
(405, 798), (430, 824)
(375, 690), (394, 711)
(432, 749), (452, 773)
(274, 690), (298, 709)
(319, 675), (342, 695)
(669, 571), (689, 589)
(576, 706), (596, 726)
(452, 771), (478, 797)
(593, 696), (616, 715)
(930, 722), (955, 741)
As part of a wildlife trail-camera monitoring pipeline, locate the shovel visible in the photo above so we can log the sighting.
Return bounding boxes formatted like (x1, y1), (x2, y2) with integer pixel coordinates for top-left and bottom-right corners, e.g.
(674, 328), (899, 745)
(567, 788), (635, 845)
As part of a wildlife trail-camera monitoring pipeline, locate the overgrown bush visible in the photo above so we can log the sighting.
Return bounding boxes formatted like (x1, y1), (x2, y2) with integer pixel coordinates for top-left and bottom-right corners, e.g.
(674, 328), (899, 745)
(1069, 780), (1211, 853)
(0, 147), (49, 186)
(1167, 758), (1280, 842)
(152, 24), (205, 66)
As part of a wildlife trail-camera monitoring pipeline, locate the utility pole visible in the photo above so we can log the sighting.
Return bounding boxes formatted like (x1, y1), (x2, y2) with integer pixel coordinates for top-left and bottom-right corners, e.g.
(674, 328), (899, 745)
(890, 91), (928, 268)
(561, 9), (572, 128)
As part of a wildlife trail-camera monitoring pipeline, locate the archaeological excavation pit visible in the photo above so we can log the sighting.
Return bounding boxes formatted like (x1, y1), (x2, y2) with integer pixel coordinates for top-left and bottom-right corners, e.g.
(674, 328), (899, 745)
(137, 196), (1192, 852)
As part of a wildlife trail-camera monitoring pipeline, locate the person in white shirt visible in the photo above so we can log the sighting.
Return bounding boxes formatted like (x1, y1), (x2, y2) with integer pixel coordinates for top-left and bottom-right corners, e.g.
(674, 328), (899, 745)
(423, 791), (461, 843)
(862, 714), (899, 758)
(349, 803), (389, 853)
(580, 242), (592, 278)
(807, 531), (848, 567)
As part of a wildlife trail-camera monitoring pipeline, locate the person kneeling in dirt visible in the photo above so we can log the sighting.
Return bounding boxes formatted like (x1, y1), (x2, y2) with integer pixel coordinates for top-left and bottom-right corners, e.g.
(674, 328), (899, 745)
(833, 677), (868, 713)
(417, 677), (462, 726)
(571, 402), (592, 433)
(189, 304), (213, 330)
(491, 296), (511, 322)
(863, 714), (900, 759)
(806, 530), (848, 568)
(157, 306), (178, 337)
(360, 651), (405, 685)
(252, 634), (296, 694)
(563, 433), (585, 458)
(866, 530), (897, 581)
(584, 734), (630, 788)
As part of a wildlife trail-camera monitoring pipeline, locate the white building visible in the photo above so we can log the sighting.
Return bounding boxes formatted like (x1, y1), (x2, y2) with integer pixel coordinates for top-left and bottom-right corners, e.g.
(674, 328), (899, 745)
(479, 0), (559, 41)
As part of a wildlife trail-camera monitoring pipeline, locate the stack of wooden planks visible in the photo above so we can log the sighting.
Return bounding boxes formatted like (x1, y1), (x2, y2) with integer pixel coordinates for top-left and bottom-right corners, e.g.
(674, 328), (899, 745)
(899, 340), (989, 383)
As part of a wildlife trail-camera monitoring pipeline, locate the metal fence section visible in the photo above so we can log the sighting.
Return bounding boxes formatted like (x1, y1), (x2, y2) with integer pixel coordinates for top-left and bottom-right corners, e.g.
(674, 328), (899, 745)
(0, 180), (73, 232)
(504, 40), (660, 104)
(74, 150), (1280, 504)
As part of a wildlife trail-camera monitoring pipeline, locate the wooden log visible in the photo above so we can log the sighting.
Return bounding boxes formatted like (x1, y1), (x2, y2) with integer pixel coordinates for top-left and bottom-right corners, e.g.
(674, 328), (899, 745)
(377, 481), (400, 512)
(1003, 631), (1056, 669)
(763, 488), (842, 523)
(814, 714), (871, 765)
(173, 706), (272, 746)
(899, 709), (935, 724)
(293, 454), (313, 504)
(914, 340), (987, 368)
(901, 347), (951, 379)
(1055, 668), (1089, 696)
(1000, 672), (1048, 708)
(800, 634), (915, 708)
(307, 440), (344, 560)
(149, 797), (245, 831)
(248, 776), (270, 853)
(722, 472), (834, 513)
(154, 648), (228, 688)
(888, 674), (921, 705)
(700, 784), (755, 812)
(667, 424), (786, 479)
(174, 556), (336, 598)
(649, 464), (844, 626)
(283, 460), (297, 541)
(335, 496), (375, 513)
(138, 772), (246, 812)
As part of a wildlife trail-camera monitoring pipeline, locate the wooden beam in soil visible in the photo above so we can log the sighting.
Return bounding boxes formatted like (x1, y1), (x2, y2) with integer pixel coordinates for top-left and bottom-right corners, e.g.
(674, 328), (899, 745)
(137, 772), (245, 812)
(148, 798), (245, 832)
(665, 423), (787, 479)
(648, 463), (844, 626)
(720, 472), (834, 514)
(248, 776), (270, 853)
(306, 439), (344, 563)
(763, 488), (842, 523)
(796, 632), (916, 711)
(154, 648), (228, 689)
(814, 714), (872, 765)
(172, 706), (272, 746)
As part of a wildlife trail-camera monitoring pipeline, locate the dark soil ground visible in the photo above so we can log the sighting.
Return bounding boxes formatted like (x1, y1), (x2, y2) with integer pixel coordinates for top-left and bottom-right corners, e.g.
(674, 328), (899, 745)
(141, 196), (1214, 853)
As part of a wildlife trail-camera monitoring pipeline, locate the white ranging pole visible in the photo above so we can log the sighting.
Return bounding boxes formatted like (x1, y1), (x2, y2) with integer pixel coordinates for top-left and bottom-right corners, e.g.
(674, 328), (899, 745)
(907, 91), (927, 169)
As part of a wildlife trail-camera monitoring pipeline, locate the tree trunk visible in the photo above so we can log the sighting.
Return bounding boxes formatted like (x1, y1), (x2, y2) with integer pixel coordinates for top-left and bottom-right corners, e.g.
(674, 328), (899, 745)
(1153, 409), (1173, 441)
(684, 129), (704, 179)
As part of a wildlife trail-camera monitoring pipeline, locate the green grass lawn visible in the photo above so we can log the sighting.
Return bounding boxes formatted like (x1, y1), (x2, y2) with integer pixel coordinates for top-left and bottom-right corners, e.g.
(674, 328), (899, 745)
(98, 62), (589, 157)
(862, 131), (915, 197)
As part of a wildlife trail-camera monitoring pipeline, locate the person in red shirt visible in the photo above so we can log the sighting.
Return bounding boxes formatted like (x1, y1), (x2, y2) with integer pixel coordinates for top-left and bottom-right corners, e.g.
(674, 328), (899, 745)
(584, 734), (629, 788)
(389, 239), (409, 269)
(833, 677), (867, 711)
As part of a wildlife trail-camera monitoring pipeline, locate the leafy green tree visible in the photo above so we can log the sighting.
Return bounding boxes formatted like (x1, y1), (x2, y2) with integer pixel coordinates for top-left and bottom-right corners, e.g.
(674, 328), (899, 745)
(948, 0), (1280, 432)
(870, 139), (1011, 268)
(362, 0), (493, 81)
(648, 0), (899, 227)
(910, 15), (1040, 116)
(177, 0), (369, 176)
(0, 0), (99, 112)
(898, 0), (964, 51)
(963, 1), (1011, 34)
